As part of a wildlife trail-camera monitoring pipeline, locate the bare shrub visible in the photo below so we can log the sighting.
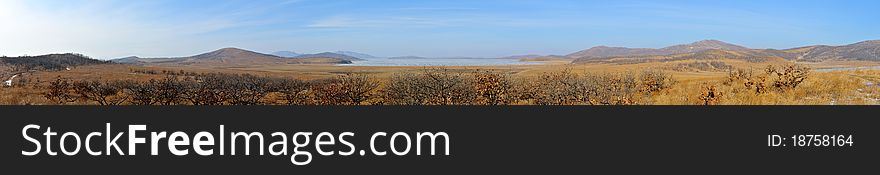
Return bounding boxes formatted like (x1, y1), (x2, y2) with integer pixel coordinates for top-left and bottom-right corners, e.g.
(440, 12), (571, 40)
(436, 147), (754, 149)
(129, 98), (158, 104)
(385, 68), (476, 105)
(223, 74), (272, 105)
(727, 64), (811, 95)
(73, 80), (133, 105)
(152, 75), (186, 105)
(588, 73), (639, 105)
(310, 74), (380, 105)
(44, 77), (78, 104)
(336, 73), (381, 105)
(725, 69), (751, 85)
(180, 74), (228, 105)
(508, 76), (540, 104)
(276, 79), (312, 105)
(35, 67), (682, 105)
(309, 79), (347, 105)
(769, 64), (810, 90)
(525, 70), (651, 105)
(127, 80), (159, 105)
(531, 70), (583, 105)
(474, 71), (514, 105)
(746, 75), (769, 94)
(727, 69), (769, 95)
(639, 70), (675, 94)
(699, 84), (723, 105)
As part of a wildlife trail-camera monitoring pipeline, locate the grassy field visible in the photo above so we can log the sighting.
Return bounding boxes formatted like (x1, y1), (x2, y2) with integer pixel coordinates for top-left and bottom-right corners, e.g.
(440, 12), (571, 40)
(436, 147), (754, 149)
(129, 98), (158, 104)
(2, 59), (879, 105)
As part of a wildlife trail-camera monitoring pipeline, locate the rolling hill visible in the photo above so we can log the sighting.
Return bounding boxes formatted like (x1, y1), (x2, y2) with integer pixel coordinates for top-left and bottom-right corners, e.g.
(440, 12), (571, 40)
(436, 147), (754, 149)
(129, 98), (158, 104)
(183, 48), (286, 65)
(571, 40), (880, 64)
(568, 40), (750, 59)
(2, 53), (109, 71)
(659, 40), (750, 54)
(112, 48), (352, 67)
(792, 40), (880, 61)
(572, 49), (786, 64)
(566, 46), (658, 59)
(2, 53), (108, 84)
(108, 39), (880, 67)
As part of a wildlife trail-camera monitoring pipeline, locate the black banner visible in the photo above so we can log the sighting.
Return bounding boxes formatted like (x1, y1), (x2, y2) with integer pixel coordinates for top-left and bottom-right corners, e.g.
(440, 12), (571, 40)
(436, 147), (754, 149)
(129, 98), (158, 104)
(3, 106), (876, 174)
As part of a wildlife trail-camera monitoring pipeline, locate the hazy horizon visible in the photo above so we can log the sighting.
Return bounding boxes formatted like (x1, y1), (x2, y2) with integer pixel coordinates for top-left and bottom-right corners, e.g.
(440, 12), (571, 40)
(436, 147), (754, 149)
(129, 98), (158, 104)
(1, 0), (878, 59)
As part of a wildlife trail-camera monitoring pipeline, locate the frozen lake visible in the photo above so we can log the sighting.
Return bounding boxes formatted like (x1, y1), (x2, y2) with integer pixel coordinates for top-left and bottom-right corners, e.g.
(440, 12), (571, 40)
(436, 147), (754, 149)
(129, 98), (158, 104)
(338, 58), (544, 66)
(815, 66), (880, 72)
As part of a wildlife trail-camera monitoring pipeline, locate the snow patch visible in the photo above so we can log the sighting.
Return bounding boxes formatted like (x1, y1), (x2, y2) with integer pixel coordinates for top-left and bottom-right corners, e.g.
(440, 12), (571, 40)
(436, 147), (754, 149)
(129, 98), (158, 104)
(3, 75), (16, 87)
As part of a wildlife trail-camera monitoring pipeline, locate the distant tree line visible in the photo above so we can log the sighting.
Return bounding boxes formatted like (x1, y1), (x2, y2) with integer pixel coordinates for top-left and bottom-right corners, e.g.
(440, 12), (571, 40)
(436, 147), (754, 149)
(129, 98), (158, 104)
(44, 68), (676, 105)
(671, 61), (733, 72)
(129, 68), (200, 76)
(1, 53), (109, 72)
(576, 50), (773, 65)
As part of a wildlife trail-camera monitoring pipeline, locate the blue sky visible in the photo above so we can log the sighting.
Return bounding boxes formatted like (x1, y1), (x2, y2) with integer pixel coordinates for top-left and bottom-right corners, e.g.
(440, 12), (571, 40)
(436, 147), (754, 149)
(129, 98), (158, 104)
(1, 0), (878, 59)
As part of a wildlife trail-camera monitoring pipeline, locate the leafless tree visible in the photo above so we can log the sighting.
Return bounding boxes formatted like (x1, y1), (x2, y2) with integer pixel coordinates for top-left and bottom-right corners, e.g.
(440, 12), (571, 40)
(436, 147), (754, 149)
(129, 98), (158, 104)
(335, 73), (380, 105)
(73, 80), (132, 105)
(44, 77), (78, 104)
(308, 79), (343, 105)
(385, 68), (476, 105)
(224, 74), (271, 105)
(473, 70), (514, 105)
(274, 78), (312, 105)
(180, 74), (228, 105)
(154, 75), (186, 105)
(127, 80), (159, 105)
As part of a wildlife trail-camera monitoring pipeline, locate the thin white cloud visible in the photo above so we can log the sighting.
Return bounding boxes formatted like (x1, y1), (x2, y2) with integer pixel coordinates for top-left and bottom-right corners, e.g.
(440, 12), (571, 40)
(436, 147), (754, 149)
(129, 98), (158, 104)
(0, 0), (282, 59)
(280, 0), (306, 5)
(395, 7), (481, 11)
(306, 16), (362, 28)
(306, 16), (454, 28)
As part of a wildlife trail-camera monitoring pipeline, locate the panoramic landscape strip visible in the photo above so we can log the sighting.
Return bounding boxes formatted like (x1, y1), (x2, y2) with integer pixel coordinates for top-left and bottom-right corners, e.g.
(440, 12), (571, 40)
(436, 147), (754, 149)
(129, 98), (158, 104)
(2, 0), (879, 105)
(2, 39), (879, 105)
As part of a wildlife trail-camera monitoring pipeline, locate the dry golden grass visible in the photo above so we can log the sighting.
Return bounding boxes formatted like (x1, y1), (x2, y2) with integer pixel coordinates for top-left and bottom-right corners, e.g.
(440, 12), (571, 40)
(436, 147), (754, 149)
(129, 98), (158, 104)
(652, 70), (880, 105)
(0, 86), (51, 105)
(2, 60), (879, 105)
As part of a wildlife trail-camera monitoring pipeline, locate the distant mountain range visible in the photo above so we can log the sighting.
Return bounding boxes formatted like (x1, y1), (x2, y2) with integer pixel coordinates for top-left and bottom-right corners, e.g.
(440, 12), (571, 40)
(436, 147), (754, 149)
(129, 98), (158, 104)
(388, 56), (431, 59)
(570, 40), (880, 64)
(101, 39), (880, 67)
(333, 51), (378, 59)
(389, 56), (517, 59)
(271, 51), (301, 58)
(112, 48), (353, 66)
(291, 52), (364, 61)
(271, 50), (376, 60)
(568, 40), (748, 59)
